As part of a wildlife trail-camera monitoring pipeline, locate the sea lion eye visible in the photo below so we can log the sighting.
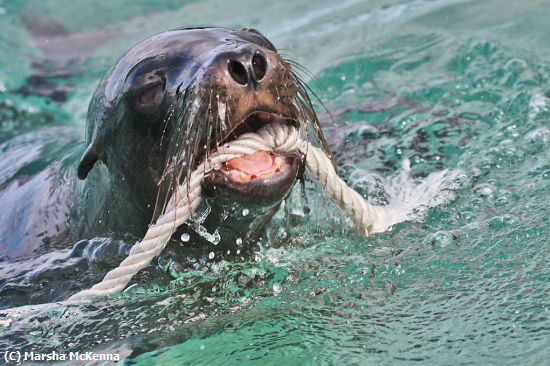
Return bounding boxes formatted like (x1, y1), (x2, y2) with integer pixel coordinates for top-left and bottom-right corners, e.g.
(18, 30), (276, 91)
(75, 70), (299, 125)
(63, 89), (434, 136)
(139, 84), (161, 104)
(133, 77), (165, 114)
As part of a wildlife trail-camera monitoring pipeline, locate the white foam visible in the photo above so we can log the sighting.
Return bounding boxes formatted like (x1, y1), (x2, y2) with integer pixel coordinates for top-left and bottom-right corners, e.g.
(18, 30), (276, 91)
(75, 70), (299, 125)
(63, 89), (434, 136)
(350, 159), (464, 233)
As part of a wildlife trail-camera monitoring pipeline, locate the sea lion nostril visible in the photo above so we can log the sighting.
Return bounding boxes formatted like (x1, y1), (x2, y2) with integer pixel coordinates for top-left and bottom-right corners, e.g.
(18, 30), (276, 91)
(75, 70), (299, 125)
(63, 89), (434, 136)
(228, 59), (248, 85)
(252, 52), (267, 81)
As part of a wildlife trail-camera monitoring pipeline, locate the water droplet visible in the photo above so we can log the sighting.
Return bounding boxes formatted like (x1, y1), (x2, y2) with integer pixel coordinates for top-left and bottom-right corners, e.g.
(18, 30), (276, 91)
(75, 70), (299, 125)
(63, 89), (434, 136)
(208, 252), (215, 260)
(194, 226), (220, 245)
(180, 233), (190, 242)
(236, 238), (243, 245)
(474, 183), (493, 197)
(193, 203), (212, 223)
(242, 208), (249, 216)
(236, 249), (241, 255)
(200, 344), (205, 350)
(427, 230), (454, 248)
(276, 227), (288, 240)
(273, 283), (282, 295)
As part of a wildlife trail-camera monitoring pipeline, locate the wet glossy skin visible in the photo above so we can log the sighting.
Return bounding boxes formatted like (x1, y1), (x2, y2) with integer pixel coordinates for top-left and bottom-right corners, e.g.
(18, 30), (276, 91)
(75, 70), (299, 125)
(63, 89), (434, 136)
(75, 27), (308, 253)
(0, 27), (317, 263)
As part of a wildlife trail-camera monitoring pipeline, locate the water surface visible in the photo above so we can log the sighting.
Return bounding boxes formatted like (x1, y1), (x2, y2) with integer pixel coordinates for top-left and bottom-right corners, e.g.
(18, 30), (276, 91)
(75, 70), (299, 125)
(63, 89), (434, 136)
(0, 0), (548, 364)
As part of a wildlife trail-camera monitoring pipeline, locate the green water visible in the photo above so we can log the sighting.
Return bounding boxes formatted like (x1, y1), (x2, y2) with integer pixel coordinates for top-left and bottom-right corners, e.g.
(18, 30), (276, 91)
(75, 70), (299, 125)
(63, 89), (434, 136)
(0, 0), (549, 365)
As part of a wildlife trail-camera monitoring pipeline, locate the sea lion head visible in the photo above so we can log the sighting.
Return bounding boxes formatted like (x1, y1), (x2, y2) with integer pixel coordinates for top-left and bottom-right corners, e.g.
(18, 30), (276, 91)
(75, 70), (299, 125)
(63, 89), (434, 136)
(78, 27), (329, 249)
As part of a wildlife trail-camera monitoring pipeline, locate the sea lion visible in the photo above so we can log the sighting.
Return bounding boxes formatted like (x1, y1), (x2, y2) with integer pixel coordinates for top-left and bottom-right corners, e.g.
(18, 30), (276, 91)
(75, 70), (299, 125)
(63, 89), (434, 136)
(0, 27), (329, 263)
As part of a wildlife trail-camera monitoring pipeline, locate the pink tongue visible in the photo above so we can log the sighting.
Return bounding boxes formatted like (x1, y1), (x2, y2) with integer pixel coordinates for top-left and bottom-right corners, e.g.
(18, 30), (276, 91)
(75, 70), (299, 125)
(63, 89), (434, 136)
(225, 151), (274, 176)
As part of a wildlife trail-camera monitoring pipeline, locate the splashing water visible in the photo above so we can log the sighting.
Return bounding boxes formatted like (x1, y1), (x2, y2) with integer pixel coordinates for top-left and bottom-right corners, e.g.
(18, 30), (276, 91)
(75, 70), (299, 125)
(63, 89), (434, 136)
(351, 159), (465, 233)
(0, 0), (549, 365)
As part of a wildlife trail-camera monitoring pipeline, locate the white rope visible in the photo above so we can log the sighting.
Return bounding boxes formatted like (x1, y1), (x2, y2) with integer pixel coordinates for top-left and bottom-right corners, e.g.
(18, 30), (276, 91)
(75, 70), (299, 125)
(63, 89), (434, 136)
(69, 122), (389, 301)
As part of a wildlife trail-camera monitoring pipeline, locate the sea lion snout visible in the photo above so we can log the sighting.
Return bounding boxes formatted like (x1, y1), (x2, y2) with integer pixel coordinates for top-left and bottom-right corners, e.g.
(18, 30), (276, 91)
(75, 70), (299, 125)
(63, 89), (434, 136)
(204, 43), (299, 134)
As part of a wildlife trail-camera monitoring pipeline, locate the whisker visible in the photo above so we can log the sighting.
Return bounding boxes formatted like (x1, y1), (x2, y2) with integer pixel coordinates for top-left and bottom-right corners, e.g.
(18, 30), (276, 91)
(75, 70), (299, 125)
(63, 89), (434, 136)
(150, 52), (333, 227)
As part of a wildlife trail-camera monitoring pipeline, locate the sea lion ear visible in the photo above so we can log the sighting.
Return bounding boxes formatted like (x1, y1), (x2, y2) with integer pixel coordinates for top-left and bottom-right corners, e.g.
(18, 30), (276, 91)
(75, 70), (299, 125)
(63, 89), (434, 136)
(77, 144), (105, 179)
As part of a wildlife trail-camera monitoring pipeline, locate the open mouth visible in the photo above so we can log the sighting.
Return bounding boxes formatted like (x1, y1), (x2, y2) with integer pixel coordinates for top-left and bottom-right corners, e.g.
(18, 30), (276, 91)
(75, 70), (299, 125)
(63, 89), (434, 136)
(203, 111), (301, 204)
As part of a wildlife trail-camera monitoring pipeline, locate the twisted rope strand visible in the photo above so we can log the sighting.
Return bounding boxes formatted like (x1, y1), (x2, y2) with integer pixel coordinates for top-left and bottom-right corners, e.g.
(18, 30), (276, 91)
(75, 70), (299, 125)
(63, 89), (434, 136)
(69, 122), (386, 301)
